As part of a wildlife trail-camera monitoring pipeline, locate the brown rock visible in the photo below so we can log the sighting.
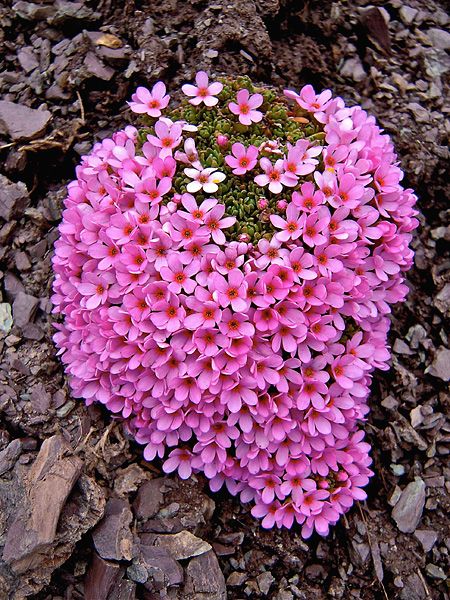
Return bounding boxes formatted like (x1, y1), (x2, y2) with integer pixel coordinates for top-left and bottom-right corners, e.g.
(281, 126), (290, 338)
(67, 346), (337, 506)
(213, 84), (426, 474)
(139, 544), (184, 588)
(133, 478), (164, 520)
(184, 550), (226, 599)
(141, 530), (211, 561)
(92, 498), (134, 561)
(84, 553), (134, 600)
(0, 439), (22, 476)
(12, 291), (39, 328)
(0, 101), (51, 141)
(2, 435), (83, 573)
(0, 175), (29, 221)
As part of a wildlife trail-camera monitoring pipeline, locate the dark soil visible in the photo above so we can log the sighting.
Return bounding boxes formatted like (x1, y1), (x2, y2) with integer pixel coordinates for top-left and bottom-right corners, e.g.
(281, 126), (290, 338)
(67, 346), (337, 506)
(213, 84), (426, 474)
(0, 1), (449, 599)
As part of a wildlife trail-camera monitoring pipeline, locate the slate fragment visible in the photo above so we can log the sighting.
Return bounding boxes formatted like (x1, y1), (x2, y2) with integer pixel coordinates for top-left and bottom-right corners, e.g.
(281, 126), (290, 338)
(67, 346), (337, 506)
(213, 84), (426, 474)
(0, 101), (51, 141)
(141, 530), (212, 561)
(2, 435), (83, 573)
(391, 477), (426, 533)
(92, 497), (134, 561)
(0, 175), (29, 221)
(12, 291), (39, 328)
(84, 552), (136, 600)
(184, 549), (226, 599)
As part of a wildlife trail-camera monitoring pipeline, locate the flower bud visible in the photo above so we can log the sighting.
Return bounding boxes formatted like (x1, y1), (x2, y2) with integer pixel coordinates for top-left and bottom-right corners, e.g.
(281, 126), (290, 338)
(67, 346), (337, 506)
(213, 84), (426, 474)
(216, 134), (229, 148)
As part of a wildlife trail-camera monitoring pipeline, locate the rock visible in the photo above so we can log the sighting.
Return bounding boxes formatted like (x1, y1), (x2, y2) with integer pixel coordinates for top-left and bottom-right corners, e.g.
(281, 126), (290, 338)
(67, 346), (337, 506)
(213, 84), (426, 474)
(0, 303), (13, 334)
(133, 478), (164, 520)
(227, 571), (247, 586)
(92, 498), (134, 561)
(2, 436), (83, 570)
(15, 251), (31, 272)
(126, 562), (148, 584)
(400, 573), (427, 600)
(426, 347), (450, 381)
(83, 52), (115, 81)
(48, 0), (100, 25)
(435, 283), (450, 317)
(12, 292), (39, 328)
(407, 102), (429, 123)
(139, 544), (184, 587)
(426, 28), (450, 51)
(414, 529), (438, 552)
(391, 477), (426, 533)
(359, 6), (391, 54)
(410, 406), (424, 428)
(141, 530), (211, 561)
(184, 550), (226, 599)
(425, 564), (446, 579)
(0, 439), (22, 476)
(393, 339), (413, 355)
(399, 6), (418, 25)
(257, 571), (275, 595)
(17, 46), (39, 73)
(0, 175), (30, 221)
(114, 464), (151, 497)
(12, 1), (55, 20)
(340, 57), (367, 82)
(0, 101), (51, 141)
(84, 553), (134, 600)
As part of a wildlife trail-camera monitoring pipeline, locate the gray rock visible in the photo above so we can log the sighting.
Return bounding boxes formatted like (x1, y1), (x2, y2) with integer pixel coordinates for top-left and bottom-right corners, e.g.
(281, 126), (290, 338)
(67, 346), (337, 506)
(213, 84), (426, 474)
(435, 283), (450, 317)
(0, 439), (22, 476)
(393, 339), (413, 355)
(257, 571), (275, 595)
(0, 101), (51, 141)
(399, 6), (418, 25)
(83, 52), (115, 81)
(12, 291), (39, 328)
(427, 28), (450, 51)
(17, 47), (39, 73)
(12, 1), (55, 20)
(0, 303), (13, 334)
(340, 57), (366, 82)
(400, 573), (427, 600)
(425, 564), (446, 579)
(414, 529), (438, 552)
(392, 477), (426, 533)
(426, 347), (450, 381)
(227, 571), (247, 586)
(0, 175), (29, 221)
(48, 0), (99, 25)
(407, 102), (429, 123)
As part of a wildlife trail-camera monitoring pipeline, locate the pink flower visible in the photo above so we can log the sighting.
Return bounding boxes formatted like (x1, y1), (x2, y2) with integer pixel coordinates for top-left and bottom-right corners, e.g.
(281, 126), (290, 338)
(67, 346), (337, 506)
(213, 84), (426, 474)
(270, 204), (305, 241)
(128, 82), (170, 117)
(163, 448), (193, 479)
(302, 208), (330, 247)
(211, 269), (248, 312)
(284, 84), (332, 113)
(182, 71), (223, 106)
(225, 143), (259, 175)
(254, 158), (297, 194)
(147, 119), (182, 158)
(159, 254), (199, 294)
(228, 88), (263, 125)
(201, 205), (236, 245)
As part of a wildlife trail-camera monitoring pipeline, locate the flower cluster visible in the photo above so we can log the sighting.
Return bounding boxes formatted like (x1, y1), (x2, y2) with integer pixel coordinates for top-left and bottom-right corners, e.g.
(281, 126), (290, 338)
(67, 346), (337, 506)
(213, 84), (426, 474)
(52, 73), (418, 537)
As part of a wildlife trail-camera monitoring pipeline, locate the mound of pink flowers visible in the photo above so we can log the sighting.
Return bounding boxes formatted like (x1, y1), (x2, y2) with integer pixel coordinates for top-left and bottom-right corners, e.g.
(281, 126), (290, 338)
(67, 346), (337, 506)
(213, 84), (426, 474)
(52, 73), (418, 537)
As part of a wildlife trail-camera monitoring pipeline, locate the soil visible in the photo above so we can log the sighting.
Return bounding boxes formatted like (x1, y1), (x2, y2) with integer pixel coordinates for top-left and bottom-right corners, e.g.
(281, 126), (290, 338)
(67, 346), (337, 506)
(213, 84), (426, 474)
(0, 0), (449, 599)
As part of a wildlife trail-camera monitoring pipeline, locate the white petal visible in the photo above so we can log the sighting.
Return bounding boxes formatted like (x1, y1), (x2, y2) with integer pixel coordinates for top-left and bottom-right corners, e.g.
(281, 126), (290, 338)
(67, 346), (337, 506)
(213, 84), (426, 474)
(187, 181), (202, 193)
(184, 168), (200, 178)
(203, 182), (218, 194)
(212, 172), (226, 183)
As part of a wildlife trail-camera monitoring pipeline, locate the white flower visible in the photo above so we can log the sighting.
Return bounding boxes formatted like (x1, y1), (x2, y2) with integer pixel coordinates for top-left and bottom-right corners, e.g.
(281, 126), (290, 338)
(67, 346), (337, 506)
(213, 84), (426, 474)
(184, 167), (226, 194)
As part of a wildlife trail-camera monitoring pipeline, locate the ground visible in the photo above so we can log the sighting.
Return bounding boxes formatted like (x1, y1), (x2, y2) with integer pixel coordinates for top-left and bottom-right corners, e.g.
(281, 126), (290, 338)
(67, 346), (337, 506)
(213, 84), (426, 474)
(0, 0), (449, 599)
